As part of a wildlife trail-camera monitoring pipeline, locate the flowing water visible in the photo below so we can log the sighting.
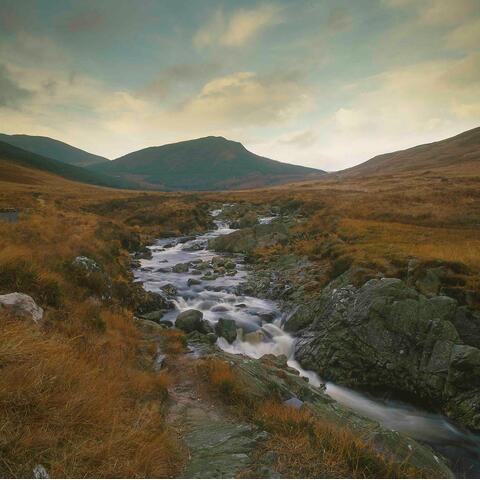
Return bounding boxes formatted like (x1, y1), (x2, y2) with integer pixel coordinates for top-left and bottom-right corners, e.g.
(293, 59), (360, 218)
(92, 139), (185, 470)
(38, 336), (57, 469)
(134, 208), (480, 477)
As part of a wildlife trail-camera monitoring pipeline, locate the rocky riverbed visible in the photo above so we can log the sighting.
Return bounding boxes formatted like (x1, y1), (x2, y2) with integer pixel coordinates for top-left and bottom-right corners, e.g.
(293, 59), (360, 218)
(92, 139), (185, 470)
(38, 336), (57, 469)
(132, 204), (480, 478)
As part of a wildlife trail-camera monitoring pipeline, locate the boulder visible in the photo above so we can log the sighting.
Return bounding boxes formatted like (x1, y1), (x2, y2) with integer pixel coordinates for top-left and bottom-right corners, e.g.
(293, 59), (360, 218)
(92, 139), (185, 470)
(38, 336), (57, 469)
(172, 262), (190, 273)
(134, 289), (171, 316)
(0, 292), (44, 325)
(188, 278), (202, 286)
(175, 309), (204, 333)
(215, 318), (237, 343)
(295, 276), (480, 429)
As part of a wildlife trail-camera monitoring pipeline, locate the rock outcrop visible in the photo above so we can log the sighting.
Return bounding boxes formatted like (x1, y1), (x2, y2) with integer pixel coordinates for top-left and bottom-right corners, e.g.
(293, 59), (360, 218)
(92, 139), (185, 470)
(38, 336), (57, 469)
(294, 276), (480, 429)
(209, 222), (289, 253)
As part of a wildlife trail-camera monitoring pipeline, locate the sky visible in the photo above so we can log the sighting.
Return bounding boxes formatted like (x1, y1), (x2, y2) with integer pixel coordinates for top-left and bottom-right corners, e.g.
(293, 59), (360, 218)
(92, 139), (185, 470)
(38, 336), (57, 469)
(0, 0), (479, 171)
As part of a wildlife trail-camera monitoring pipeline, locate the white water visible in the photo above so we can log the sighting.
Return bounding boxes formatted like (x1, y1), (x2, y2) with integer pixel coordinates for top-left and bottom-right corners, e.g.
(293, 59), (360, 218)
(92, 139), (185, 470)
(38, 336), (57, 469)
(134, 208), (480, 476)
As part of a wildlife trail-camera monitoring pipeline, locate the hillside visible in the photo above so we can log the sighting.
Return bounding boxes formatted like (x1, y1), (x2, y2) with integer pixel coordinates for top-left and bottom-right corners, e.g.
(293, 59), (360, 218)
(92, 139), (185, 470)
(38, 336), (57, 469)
(342, 126), (480, 177)
(0, 141), (133, 189)
(92, 136), (324, 190)
(0, 133), (107, 167)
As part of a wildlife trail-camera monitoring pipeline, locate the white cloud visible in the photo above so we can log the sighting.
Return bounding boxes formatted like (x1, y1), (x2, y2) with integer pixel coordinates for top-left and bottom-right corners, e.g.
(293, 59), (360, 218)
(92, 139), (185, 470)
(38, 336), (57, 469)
(193, 4), (282, 48)
(447, 17), (480, 49)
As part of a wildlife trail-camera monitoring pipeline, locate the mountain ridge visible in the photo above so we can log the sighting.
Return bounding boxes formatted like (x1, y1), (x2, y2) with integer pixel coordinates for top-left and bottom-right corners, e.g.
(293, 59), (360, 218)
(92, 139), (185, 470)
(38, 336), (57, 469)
(92, 135), (324, 191)
(0, 133), (108, 167)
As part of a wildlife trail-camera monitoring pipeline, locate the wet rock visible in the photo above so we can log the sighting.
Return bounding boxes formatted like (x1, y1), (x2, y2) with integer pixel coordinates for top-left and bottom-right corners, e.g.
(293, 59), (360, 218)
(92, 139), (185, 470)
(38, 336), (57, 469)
(206, 332), (218, 344)
(132, 246), (152, 260)
(183, 242), (204, 252)
(244, 331), (264, 344)
(226, 270), (237, 277)
(188, 278), (202, 286)
(172, 262), (190, 273)
(215, 318), (237, 343)
(178, 236), (196, 244)
(0, 292), (44, 325)
(160, 283), (178, 297)
(201, 273), (218, 281)
(191, 269), (203, 276)
(224, 260), (236, 270)
(176, 309), (212, 334)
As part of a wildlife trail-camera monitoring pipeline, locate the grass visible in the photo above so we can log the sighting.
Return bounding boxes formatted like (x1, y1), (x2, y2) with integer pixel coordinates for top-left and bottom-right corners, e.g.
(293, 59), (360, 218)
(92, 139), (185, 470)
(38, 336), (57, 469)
(0, 167), (211, 477)
(198, 358), (428, 478)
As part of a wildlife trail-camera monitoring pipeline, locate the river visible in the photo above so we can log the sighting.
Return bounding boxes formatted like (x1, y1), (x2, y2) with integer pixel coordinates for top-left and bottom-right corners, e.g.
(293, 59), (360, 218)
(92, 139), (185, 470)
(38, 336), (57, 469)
(134, 208), (480, 477)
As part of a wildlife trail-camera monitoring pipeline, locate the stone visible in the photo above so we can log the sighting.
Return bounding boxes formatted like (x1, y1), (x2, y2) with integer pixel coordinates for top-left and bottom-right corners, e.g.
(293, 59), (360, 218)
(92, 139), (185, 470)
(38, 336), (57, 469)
(172, 262), (190, 273)
(188, 278), (202, 286)
(215, 318), (237, 343)
(244, 331), (264, 344)
(160, 283), (178, 297)
(176, 309), (204, 333)
(0, 293), (44, 325)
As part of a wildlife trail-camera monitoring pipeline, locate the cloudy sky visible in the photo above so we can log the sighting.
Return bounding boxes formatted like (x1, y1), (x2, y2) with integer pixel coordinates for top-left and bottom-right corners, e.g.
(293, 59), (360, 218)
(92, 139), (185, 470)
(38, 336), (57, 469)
(0, 0), (479, 170)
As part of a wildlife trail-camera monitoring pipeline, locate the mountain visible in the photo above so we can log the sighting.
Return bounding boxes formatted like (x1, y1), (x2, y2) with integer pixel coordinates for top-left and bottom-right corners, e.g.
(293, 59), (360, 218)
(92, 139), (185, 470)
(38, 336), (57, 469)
(0, 133), (107, 167)
(0, 141), (133, 189)
(342, 126), (480, 177)
(92, 136), (324, 191)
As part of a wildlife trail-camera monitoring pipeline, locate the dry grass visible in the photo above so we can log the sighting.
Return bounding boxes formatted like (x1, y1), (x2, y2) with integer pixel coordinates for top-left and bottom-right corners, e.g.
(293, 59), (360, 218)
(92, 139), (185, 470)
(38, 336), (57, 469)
(0, 170), (212, 478)
(0, 314), (180, 478)
(198, 358), (427, 478)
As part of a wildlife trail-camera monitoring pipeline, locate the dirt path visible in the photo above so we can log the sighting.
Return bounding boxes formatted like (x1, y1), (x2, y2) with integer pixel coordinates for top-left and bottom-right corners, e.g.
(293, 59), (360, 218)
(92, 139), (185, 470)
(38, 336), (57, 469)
(165, 354), (266, 479)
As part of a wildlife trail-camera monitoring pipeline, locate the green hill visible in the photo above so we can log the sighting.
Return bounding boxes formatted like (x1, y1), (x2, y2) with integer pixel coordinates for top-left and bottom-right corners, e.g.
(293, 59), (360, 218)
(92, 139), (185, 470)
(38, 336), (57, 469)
(0, 141), (133, 189)
(92, 136), (324, 191)
(0, 133), (107, 167)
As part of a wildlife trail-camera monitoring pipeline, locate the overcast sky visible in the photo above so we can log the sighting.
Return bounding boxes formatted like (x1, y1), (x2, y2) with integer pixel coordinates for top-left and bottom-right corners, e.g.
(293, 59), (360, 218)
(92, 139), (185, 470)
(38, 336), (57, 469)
(0, 0), (479, 170)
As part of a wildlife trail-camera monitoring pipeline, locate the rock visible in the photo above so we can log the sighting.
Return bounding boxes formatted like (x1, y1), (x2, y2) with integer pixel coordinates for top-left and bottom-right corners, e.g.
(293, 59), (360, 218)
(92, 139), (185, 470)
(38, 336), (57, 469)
(72, 255), (100, 272)
(201, 273), (218, 281)
(215, 318), (237, 343)
(244, 331), (264, 344)
(209, 222), (289, 254)
(134, 289), (171, 316)
(294, 276), (480, 430)
(283, 396), (304, 409)
(224, 260), (236, 270)
(33, 464), (49, 479)
(188, 278), (202, 286)
(183, 242), (204, 252)
(133, 247), (152, 260)
(191, 269), (203, 276)
(0, 293), (44, 325)
(283, 306), (314, 333)
(172, 262), (190, 273)
(176, 309), (212, 334)
(160, 283), (178, 297)
(206, 332), (218, 344)
(139, 310), (165, 322)
(178, 236), (196, 244)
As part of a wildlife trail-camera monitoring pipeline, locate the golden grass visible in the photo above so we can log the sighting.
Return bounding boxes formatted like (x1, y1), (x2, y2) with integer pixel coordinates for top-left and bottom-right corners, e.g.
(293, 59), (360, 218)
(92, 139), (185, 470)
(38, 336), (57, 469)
(198, 358), (428, 478)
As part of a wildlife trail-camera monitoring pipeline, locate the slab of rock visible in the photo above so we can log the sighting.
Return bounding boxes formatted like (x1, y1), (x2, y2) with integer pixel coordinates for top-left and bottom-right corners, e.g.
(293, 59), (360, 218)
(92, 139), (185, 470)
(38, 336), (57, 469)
(0, 293), (44, 325)
(176, 309), (212, 334)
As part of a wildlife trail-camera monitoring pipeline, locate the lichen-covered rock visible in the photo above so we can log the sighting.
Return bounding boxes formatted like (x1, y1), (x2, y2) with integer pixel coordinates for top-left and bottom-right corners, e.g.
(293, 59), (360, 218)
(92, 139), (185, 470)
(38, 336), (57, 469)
(295, 277), (480, 430)
(0, 292), (44, 325)
(160, 283), (178, 297)
(172, 262), (190, 273)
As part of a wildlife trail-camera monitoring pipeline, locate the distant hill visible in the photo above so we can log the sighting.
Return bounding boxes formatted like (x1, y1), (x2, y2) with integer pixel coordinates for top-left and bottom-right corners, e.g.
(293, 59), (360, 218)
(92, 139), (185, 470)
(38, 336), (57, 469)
(92, 136), (324, 191)
(342, 126), (480, 177)
(0, 133), (107, 167)
(0, 141), (133, 189)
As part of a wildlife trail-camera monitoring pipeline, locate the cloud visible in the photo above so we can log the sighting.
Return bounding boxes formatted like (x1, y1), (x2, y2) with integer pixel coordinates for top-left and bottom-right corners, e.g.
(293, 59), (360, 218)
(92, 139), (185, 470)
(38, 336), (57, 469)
(194, 4), (282, 48)
(447, 18), (480, 50)
(180, 70), (311, 126)
(279, 130), (317, 148)
(0, 64), (32, 108)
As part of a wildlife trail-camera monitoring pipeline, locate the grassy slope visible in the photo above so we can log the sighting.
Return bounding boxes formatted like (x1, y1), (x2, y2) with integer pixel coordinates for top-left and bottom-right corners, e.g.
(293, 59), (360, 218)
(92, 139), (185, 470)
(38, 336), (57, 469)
(342, 126), (480, 176)
(93, 136), (323, 190)
(203, 148), (480, 298)
(0, 141), (135, 189)
(0, 133), (108, 167)
(0, 168), (213, 477)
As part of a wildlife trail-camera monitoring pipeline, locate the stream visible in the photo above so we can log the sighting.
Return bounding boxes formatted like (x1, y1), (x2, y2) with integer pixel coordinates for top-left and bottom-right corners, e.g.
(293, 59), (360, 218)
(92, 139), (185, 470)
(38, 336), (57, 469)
(134, 208), (480, 477)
